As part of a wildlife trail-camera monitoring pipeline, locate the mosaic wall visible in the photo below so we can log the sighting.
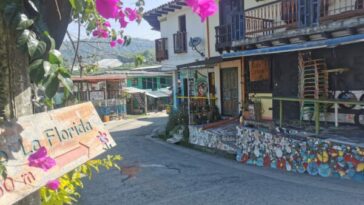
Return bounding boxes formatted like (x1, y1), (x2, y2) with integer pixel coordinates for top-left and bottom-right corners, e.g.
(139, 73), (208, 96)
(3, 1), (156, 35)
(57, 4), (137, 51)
(236, 127), (364, 181)
(189, 126), (237, 154)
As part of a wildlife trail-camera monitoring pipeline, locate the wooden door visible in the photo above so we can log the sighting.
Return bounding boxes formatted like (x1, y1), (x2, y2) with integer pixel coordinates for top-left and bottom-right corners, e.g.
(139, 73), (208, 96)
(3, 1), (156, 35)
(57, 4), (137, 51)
(221, 68), (239, 116)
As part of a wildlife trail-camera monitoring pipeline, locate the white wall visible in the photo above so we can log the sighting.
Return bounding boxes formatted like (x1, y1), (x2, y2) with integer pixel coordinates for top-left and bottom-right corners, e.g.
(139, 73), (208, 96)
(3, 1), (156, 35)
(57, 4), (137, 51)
(205, 0), (220, 58)
(159, 8), (206, 71)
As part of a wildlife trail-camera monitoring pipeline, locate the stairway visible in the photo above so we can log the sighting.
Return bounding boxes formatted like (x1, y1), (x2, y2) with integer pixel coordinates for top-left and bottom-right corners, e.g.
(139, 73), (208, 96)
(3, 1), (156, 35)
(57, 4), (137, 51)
(298, 52), (329, 120)
(134, 93), (145, 109)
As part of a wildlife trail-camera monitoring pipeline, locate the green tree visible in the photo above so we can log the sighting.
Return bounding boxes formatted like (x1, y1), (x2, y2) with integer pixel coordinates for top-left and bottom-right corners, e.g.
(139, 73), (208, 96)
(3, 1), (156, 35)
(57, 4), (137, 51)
(134, 54), (145, 67)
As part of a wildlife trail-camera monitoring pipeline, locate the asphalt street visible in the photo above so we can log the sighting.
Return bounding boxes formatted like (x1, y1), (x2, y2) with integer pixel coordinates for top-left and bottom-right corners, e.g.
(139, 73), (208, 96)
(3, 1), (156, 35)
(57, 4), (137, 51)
(78, 113), (364, 205)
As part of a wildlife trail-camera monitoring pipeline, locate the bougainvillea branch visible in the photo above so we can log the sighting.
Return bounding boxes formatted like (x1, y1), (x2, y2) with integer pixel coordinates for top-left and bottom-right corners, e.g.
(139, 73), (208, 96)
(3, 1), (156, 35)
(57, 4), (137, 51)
(90, 0), (217, 47)
(186, 0), (218, 22)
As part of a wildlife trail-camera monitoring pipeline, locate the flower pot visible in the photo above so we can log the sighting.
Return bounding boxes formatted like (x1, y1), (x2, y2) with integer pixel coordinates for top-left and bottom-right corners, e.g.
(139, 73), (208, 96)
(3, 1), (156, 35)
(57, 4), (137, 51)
(103, 115), (110, 122)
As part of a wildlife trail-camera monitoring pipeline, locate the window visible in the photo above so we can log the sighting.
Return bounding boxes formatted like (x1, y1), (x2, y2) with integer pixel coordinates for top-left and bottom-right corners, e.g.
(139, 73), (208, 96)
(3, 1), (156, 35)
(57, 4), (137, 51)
(142, 78), (157, 90)
(178, 15), (186, 32)
(160, 78), (166, 88)
(131, 78), (138, 87)
(155, 38), (168, 61)
(174, 15), (188, 53)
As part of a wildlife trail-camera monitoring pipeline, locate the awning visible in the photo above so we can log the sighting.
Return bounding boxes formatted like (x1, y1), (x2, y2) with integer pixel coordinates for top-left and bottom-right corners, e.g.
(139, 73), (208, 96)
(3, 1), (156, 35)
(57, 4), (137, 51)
(123, 87), (171, 98)
(177, 56), (222, 70)
(223, 34), (364, 59)
(146, 90), (171, 98)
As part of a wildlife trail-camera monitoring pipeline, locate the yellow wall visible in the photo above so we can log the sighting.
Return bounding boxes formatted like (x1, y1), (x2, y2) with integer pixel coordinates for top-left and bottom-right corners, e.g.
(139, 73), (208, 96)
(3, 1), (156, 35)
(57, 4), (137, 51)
(214, 59), (244, 115)
(249, 93), (273, 120)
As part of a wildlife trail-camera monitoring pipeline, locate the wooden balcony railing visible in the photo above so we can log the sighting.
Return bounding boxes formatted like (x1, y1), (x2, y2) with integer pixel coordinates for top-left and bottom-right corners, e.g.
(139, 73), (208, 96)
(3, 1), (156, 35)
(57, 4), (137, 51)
(215, 0), (364, 49)
(245, 0), (298, 38)
(321, 0), (364, 21)
(173, 31), (187, 53)
(155, 38), (168, 62)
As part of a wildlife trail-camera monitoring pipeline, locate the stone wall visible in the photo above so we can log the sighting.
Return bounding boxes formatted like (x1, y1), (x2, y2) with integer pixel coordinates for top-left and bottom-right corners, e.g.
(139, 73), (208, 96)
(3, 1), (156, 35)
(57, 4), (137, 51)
(236, 127), (364, 181)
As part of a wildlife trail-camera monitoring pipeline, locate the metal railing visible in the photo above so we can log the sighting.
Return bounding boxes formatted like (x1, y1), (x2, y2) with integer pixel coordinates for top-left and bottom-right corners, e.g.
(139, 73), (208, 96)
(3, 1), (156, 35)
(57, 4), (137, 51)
(252, 96), (364, 134)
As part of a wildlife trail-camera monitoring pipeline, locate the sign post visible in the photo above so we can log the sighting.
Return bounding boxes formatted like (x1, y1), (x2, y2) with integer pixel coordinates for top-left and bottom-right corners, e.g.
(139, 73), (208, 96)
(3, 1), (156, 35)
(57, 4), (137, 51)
(0, 102), (116, 204)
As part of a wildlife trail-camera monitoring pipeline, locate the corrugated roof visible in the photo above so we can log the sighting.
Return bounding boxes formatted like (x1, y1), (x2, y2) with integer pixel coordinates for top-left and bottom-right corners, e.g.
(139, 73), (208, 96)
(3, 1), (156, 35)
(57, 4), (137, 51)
(97, 59), (123, 69)
(143, 0), (187, 31)
(72, 75), (125, 83)
(123, 87), (172, 98)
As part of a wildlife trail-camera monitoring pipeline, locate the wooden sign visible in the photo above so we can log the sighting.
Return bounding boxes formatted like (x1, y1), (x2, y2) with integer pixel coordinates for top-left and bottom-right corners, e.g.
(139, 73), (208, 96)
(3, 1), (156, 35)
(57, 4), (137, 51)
(0, 102), (116, 204)
(249, 59), (270, 82)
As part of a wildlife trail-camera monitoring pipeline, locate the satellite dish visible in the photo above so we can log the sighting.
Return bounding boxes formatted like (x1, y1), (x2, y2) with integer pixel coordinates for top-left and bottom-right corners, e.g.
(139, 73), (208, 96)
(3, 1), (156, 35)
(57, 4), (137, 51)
(189, 37), (202, 47)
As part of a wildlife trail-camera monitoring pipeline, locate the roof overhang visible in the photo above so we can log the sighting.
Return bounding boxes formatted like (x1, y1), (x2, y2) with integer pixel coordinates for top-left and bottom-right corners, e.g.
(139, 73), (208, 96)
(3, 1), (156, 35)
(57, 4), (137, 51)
(223, 34), (364, 58)
(177, 56), (223, 70)
(143, 0), (187, 31)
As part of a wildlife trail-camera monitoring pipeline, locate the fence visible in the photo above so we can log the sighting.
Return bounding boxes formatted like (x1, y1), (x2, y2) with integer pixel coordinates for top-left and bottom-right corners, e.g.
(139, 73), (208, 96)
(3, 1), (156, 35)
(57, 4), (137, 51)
(252, 96), (364, 134)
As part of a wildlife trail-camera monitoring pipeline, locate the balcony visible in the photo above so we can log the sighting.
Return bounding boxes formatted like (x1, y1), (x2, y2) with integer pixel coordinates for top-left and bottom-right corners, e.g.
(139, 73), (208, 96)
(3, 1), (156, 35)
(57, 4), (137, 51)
(155, 38), (168, 62)
(173, 31), (188, 53)
(215, 24), (232, 52)
(216, 0), (364, 51)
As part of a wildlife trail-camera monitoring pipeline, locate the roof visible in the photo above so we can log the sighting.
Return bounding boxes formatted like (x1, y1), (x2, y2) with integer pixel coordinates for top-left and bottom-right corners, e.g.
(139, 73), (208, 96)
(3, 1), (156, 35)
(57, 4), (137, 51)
(177, 56), (223, 70)
(104, 70), (172, 77)
(71, 75), (125, 83)
(123, 87), (172, 98)
(97, 59), (123, 69)
(223, 34), (364, 58)
(132, 65), (162, 71)
(143, 0), (187, 31)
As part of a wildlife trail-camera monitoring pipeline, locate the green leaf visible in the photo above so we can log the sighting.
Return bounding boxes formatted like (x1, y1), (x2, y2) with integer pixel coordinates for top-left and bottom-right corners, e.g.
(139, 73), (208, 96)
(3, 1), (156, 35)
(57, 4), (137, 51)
(25, 0), (39, 14)
(0, 163), (7, 179)
(27, 35), (39, 58)
(58, 74), (73, 93)
(44, 73), (59, 98)
(43, 98), (54, 108)
(17, 29), (31, 47)
(69, 0), (77, 9)
(30, 41), (47, 60)
(48, 50), (63, 64)
(44, 32), (56, 50)
(29, 59), (45, 84)
(43, 61), (52, 77)
(15, 14), (34, 30)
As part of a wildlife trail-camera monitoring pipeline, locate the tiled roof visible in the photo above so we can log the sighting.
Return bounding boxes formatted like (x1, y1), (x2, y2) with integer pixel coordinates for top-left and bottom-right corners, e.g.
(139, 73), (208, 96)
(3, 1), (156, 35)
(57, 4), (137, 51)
(143, 0), (187, 31)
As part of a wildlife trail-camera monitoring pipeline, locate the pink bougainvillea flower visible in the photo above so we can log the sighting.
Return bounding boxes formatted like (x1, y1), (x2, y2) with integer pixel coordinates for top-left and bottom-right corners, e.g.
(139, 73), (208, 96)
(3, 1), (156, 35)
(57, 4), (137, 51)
(124, 7), (138, 22)
(96, 0), (120, 19)
(186, 0), (217, 22)
(110, 41), (117, 47)
(117, 38), (125, 45)
(103, 21), (111, 27)
(28, 147), (56, 171)
(93, 28), (109, 39)
(118, 10), (129, 28)
(46, 179), (60, 191)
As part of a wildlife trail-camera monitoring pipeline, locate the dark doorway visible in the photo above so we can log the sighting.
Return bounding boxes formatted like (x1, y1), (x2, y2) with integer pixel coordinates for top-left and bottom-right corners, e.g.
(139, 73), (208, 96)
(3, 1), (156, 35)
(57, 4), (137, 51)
(221, 68), (239, 116)
(183, 78), (188, 97)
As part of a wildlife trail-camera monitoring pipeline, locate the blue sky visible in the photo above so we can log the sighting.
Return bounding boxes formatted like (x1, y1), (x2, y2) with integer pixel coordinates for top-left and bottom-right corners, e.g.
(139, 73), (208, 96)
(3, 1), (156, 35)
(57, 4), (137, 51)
(67, 0), (171, 41)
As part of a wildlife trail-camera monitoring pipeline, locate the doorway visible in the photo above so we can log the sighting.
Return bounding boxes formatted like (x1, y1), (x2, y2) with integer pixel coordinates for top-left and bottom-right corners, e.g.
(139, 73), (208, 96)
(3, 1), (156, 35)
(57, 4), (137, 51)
(220, 68), (239, 116)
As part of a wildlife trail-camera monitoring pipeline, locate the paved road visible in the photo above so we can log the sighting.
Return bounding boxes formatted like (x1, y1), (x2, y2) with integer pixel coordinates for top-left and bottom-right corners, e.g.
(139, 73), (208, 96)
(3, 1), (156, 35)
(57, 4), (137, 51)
(78, 114), (364, 205)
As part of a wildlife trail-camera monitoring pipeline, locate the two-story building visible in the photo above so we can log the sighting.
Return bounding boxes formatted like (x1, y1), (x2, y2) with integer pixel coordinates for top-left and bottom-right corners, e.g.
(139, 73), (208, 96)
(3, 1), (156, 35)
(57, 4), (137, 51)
(145, 0), (364, 181)
(214, 0), (364, 127)
(144, 0), (224, 125)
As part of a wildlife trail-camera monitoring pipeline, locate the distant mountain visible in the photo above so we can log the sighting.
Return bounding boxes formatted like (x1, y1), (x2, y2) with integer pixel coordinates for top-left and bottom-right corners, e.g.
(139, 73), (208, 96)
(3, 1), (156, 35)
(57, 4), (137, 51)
(60, 38), (156, 66)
